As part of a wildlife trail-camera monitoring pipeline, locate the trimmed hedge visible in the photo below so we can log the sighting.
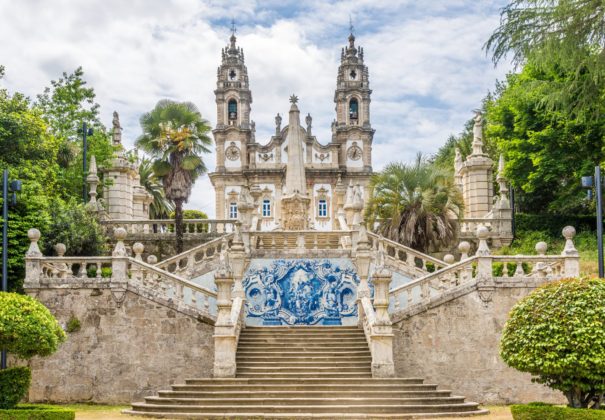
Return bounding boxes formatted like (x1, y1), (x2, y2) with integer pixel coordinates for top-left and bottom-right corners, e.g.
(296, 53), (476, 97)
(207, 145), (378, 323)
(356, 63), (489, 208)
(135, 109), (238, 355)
(0, 367), (31, 409)
(515, 213), (595, 236)
(511, 403), (605, 419)
(0, 405), (75, 420)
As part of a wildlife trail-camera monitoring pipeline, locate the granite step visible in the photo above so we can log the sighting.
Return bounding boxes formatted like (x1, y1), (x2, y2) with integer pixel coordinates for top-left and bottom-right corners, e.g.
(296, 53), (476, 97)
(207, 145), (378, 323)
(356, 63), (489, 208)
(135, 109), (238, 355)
(143, 396), (468, 406)
(123, 410), (489, 419)
(157, 390), (454, 399)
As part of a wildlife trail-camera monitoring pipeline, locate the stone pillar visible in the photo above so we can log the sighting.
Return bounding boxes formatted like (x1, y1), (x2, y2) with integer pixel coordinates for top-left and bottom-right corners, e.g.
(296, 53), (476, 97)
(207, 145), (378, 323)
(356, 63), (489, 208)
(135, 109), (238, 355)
(86, 155), (99, 210)
(111, 228), (129, 280)
(24, 228), (43, 287)
(230, 223), (247, 299)
(561, 226), (580, 277)
(354, 225), (372, 331)
(213, 263), (237, 378)
(369, 267), (395, 378)
(475, 226), (495, 304)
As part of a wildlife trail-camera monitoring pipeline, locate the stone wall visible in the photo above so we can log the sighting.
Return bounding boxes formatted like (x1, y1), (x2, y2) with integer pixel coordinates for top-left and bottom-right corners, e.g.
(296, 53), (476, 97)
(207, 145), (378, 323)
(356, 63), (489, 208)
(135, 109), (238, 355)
(392, 285), (565, 405)
(21, 287), (214, 404)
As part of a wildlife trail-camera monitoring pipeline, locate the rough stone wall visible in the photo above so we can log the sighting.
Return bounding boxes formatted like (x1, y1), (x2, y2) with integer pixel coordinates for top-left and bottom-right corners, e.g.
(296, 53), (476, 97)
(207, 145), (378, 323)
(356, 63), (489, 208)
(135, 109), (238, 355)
(392, 286), (565, 405)
(23, 288), (214, 404)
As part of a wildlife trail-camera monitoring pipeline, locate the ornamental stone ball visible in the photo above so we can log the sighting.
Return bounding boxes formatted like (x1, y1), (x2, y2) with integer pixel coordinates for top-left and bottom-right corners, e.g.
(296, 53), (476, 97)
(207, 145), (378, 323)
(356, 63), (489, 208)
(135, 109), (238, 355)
(147, 255), (158, 264)
(133, 242), (145, 256)
(535, 241), (548, 256)
(27, 228), (41, 242)
(458, 241), (471, 255)
(562, 225), (576, 240)
(476, 225), (489, 240)
(55, 243), (66, 257)
(444, 254), (455, 264)
(114, 227), (127, 241)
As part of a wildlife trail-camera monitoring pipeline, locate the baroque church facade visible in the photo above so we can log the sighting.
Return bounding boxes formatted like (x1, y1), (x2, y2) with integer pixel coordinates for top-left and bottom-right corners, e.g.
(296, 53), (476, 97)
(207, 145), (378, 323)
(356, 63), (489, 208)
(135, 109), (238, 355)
(209, 31), (374, 231)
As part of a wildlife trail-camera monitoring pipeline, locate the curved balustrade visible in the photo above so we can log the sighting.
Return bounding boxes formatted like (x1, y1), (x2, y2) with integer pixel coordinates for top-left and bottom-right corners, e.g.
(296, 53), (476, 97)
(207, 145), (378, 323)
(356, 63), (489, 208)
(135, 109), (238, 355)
(367, 232), (446, 278)
(156, 234), (233, 278)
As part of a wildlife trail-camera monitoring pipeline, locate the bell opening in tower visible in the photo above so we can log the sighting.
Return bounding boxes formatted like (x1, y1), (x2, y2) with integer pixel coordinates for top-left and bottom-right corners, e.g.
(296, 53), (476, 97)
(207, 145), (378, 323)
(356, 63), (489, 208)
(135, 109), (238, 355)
(349, 98), (359, 123)
(228, 99), (238, 124)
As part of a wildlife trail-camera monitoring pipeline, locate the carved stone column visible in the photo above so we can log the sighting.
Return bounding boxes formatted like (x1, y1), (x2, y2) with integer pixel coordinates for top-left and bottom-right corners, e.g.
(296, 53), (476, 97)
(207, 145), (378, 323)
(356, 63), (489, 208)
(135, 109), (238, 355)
(369, 266), (395, 378)
(213, 262), (236, 378)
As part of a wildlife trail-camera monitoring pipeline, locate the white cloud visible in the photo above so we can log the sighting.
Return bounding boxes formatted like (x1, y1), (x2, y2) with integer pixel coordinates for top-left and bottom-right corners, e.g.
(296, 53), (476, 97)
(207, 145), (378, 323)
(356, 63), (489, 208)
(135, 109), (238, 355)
(0, 0), (510, 217)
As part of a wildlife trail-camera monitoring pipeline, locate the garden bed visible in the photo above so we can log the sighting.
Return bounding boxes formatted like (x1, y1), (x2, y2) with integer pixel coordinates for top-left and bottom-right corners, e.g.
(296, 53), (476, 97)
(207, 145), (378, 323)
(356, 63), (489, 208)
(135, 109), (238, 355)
(512, 403), (605, 420)
(0, 404), (75, 420)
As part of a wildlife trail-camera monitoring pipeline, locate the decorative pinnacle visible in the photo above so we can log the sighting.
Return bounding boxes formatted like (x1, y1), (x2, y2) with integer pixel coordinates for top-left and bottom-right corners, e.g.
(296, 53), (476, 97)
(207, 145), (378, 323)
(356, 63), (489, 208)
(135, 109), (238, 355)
(289, 94), (299, 104)
(349, 14), (354, 35)
(231, 18), (236, 36)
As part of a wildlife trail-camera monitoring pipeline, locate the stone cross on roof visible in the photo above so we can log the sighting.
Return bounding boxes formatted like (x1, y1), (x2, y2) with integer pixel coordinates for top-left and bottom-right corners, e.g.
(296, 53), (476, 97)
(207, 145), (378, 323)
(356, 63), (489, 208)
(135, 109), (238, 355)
(289, 94), (298, 104)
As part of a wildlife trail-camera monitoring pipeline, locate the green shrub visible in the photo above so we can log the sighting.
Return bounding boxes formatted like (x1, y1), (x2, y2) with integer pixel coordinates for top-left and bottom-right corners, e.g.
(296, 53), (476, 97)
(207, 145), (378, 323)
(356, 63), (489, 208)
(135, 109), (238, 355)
(0, 404), (75, 419)
(0, 293), (66, 359)
(511, 403), (605, 419)
(501, 278), (605, 408)
(65, 316), (80, 333)
(515, 213), (595, 237)
(0, 367), (31, 409)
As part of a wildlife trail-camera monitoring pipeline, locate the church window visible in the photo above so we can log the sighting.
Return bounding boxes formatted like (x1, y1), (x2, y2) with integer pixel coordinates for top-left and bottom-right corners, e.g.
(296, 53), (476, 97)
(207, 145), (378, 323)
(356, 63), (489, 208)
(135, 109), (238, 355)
(262, 199), (271, 217)
(229, 202), (238, 219)
(228, 99), (238, 121)
(349, 98), (358, 121)
(318, 199), (328, 217)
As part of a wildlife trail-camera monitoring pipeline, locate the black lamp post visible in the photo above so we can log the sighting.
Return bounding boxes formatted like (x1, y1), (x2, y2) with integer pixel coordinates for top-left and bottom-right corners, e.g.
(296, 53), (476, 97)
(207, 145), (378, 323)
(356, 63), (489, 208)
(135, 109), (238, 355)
(81, 122), (93, 204)
(2, 169), (21, 369)
(582, 166), (604, 278)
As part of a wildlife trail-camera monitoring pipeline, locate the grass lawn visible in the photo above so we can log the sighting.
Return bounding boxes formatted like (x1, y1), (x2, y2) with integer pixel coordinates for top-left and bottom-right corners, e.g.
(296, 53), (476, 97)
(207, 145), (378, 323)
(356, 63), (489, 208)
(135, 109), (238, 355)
(36, 404), (513, 420)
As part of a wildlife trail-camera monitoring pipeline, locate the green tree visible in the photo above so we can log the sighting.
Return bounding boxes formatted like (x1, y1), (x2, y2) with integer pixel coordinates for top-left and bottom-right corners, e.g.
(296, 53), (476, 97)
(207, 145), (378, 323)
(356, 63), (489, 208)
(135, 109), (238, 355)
(485, 61), (605, 213)
(365, 155), (464, 253)
(485, 0), (605, 118)
(35, 67), (114, 200)
(138, 158), (174, 219)
(0, 292), (66, 409)
(501, 277), (605, 409)
(136, 100), (212, 253)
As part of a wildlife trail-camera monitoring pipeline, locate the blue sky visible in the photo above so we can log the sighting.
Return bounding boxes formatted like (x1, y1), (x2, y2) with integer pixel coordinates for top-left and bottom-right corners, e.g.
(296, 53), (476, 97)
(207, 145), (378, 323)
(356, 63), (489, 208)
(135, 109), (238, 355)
(0, 0), (510, 216)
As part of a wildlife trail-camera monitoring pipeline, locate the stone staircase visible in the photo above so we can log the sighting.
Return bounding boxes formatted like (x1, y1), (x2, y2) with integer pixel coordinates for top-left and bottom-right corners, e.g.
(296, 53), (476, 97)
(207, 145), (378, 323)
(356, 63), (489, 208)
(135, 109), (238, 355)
(125, 326), (487, 419)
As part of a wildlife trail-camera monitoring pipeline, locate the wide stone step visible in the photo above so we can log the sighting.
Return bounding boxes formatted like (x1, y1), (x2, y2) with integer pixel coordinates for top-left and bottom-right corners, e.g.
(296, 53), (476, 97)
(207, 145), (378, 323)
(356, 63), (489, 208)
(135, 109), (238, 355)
(238, 337), (367, 342)
(123, 410), (489, 419)
(143, 396), (467, 406)
(236, 361), (371, 368)
(243, 326), (361, 332)
(237, 343), (369, 350)
(236, 356), (372, 363)
(158, 390), (453, 399)
(172, 384), (440, 393)
(237, 372), (373, 378)
(129, 401), (482, 414)
(239, 332), (366, 338)
(237, 366), (372, 373)
(236, 350), (371, 356)
(182, 378), (427, 385)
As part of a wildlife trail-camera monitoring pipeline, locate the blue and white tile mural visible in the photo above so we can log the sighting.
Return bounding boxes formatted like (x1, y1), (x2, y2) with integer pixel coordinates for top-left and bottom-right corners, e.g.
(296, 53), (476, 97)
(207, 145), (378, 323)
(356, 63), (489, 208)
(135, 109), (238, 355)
(243, 259), (360, 326)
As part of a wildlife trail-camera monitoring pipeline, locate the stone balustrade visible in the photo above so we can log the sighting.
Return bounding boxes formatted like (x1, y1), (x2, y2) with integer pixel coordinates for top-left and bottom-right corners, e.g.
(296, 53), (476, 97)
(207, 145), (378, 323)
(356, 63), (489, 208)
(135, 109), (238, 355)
(24, 228), (217, 320)
(388, 226), (580, 318)
(367, 232), (447, 278)
(250, 230), (352, 256)
(102, 219), (236, 239)
(155, 234), (234, 278)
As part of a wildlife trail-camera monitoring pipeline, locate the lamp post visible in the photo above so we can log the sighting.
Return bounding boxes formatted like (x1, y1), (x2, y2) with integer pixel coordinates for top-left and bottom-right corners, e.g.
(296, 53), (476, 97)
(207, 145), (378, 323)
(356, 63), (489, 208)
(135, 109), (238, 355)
(2, 169), (21, 369)
(582, 166), (604, 278)
(81, 122), (93, 204)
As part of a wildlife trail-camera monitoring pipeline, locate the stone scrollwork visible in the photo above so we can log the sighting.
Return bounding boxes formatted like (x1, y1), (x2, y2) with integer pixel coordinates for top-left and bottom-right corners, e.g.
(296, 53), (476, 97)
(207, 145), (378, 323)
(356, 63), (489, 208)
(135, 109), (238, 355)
(258, 152), (273, 162)
(243, 259), (360, 325)
(315, 152), (330, 162)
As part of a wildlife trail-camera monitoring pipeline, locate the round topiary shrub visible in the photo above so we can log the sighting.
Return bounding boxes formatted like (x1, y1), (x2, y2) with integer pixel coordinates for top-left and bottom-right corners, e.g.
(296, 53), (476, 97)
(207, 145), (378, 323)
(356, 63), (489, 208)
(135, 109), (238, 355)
(0, 292), (66, 409)
(501, 277), (605, 409)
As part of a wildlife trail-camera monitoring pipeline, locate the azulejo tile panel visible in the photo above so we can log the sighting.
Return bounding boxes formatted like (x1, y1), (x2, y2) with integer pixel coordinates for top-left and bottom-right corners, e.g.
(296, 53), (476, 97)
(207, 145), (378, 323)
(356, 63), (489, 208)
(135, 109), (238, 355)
(243, 259), (360, 326)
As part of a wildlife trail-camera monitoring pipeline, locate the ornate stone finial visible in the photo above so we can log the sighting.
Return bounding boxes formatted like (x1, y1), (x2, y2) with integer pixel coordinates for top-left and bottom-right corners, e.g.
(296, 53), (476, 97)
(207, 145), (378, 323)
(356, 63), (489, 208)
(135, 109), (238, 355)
(454, 148), (463, 173)
(112, 227), (128, 257)
(348, 15), (356, 49)
(305, 113), (312, 135)
(217, 238), (232, 276)
(357, 223), (370, 251)
(444, 254), (455, 264)
(133, 242), (144, 261)
(146, 255), (158, 265)
(496, 155), (510, 208)
(26, 228), (43, 257)
(475, 226), (490, 256)
(561, 226), (579, 256)
(86, 155), (99, 206)
(54, 243), (66, 257)
(112, 111), (122, 147)
(251, 120), (256, 141)
(535, 241), (548, 256)
(289, 94), (299, 104)
(458, 241), (471, 260)
(344, 180), (355, 209)
(275, 113), (282, 135)
(471, 110), (484, 156)
(229, 19), (237, 49)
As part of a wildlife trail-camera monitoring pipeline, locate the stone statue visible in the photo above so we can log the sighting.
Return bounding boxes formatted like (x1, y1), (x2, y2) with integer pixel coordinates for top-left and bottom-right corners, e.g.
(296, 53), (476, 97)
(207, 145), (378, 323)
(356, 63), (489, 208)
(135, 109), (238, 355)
(112, 111), (122, 146)
(471, 111), (484, 155)
(275, 113), (282, 135)
(305, 113), (312, 134)
(454, 148), (463, 173)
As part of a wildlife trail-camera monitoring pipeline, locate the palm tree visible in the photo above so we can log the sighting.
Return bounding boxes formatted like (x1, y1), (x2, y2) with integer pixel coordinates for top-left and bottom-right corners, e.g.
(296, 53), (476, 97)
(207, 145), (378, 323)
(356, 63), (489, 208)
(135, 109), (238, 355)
(138, 158), (174, 219)
(136, 100), (212, 253)
(365, 155), (464, 253)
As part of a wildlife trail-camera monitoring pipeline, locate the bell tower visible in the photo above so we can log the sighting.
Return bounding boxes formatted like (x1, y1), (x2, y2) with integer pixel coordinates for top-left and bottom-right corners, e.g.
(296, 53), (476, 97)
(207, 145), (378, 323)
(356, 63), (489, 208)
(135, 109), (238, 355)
(213, 23), (252, 172)
(333, 29), (374, 172)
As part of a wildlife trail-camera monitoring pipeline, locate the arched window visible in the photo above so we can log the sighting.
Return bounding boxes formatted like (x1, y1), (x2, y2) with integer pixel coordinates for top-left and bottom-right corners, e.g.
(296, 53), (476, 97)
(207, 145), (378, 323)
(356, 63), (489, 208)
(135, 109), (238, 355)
(228, 99), (238, 121)
(349, 98), (359, 122)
